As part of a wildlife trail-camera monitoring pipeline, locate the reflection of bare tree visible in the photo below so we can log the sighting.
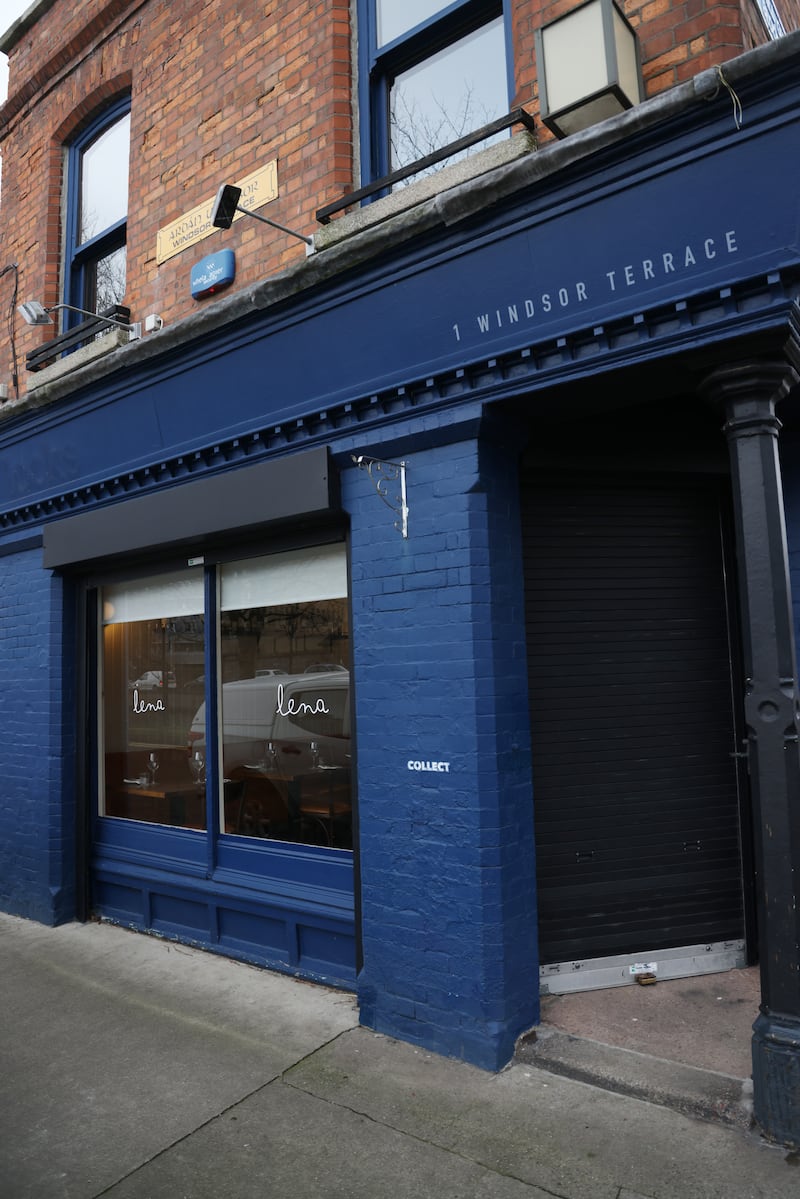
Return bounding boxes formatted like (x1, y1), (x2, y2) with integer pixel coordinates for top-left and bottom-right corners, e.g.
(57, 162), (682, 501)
(224, 601), (348, 675)
(95, 244), (127, 309)
(390, 85), (501, 181)
(80, 208), (127, 310)
(263, 603), (347, 670)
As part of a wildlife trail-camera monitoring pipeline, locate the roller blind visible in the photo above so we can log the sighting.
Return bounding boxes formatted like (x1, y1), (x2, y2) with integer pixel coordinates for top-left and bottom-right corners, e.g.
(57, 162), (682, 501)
(220, 543), (347, 611)
(102, 569), (204, 624)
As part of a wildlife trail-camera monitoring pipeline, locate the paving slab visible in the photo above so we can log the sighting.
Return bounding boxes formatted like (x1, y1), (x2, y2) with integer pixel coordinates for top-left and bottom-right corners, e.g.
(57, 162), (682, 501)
(0, 916), (357, 1199)
(101, 1080), (552, 1199)
(286, 1026), (800, 1199)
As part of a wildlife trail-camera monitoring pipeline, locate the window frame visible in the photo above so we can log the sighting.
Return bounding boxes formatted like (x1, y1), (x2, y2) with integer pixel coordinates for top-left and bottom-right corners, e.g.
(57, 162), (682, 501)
(357, 0), (513, 184)
(93, 539), (354, 870)
(64, 94), (131, 326)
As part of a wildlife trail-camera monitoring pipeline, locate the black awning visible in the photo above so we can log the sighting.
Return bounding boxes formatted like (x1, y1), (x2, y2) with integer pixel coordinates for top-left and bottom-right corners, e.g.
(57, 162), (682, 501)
(43, 446), (338, 569)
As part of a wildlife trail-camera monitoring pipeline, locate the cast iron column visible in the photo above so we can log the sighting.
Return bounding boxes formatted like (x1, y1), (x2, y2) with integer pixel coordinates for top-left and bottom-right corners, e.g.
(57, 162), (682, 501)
(702, 345), (800, 1148)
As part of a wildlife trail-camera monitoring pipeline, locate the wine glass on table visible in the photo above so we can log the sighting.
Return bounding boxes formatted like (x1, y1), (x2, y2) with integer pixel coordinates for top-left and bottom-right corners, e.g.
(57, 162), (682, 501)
(189, 751), (205, 785)
(148, 752), (159, 786)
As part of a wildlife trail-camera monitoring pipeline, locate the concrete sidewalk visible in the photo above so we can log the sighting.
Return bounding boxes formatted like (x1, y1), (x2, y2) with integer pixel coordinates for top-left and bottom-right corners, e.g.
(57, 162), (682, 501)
(0, 913), (797, 1199)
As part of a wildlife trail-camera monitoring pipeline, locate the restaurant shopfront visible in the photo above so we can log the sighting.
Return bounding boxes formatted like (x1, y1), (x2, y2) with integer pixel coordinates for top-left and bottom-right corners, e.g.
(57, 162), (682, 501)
(0, 44), (798, 1140)
(42, 450), (358, 987)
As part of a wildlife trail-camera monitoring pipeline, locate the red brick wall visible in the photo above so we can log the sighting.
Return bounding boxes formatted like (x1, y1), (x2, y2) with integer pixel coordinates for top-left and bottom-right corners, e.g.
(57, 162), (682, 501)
(513, 0), (794, 130)
(0, 0), (353, 378)
(631, 0), (745, 91)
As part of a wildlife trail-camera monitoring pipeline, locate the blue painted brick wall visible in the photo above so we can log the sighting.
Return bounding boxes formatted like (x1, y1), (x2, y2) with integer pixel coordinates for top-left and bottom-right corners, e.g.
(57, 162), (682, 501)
(345, 420), (539, 1070)
(0, 541), (75, 924)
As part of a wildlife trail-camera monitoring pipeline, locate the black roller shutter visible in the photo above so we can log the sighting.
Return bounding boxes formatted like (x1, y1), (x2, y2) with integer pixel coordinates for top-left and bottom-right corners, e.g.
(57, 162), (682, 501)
(521, 474), (746, 965)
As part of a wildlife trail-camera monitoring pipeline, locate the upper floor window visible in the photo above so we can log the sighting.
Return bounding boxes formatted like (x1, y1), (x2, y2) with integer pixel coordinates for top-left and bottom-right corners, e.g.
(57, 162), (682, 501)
(65, 97), (130, 320)
(360, 0), (510, 184)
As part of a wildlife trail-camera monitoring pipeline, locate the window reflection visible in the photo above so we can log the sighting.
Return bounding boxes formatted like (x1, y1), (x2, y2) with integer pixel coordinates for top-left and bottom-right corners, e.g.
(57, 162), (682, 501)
(377, 0), (450, 46)
(91, 244), (127, 311)
(72, 105), (130, 316)
(80, 112), (130, 242)
(212, 547), (351, 849)
(100, 548), (352, 850)
(389, 17), (507, 176)
(101, 573), (206, 829)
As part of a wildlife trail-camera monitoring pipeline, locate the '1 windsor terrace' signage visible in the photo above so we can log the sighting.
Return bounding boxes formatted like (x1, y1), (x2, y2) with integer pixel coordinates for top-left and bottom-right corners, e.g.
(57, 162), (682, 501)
(156, 161), (278, 264)
(452, 229), (741, 345)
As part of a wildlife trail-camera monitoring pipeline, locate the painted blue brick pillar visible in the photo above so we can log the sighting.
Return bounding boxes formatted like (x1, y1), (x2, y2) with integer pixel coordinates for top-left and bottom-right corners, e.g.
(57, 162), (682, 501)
(347, 412), (539, 1070)
(0, 540), (76, 924)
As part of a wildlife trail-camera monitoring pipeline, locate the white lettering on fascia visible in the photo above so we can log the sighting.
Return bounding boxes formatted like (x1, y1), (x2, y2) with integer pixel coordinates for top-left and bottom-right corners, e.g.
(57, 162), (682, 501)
(462, 228), (739, 339)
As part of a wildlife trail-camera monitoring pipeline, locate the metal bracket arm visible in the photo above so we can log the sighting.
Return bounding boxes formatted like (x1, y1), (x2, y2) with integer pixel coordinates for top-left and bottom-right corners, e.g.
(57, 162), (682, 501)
(352, 455), (409, 539)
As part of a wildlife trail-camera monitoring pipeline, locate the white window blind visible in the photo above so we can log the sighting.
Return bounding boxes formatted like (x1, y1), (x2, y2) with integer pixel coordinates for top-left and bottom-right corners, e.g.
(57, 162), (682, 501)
(102, 570), (204, 625)
(220, 544), (347, 611)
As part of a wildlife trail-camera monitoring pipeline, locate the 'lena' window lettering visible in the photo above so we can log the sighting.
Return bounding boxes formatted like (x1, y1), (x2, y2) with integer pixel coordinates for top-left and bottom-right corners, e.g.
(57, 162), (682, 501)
(131, 688), (165, 715)
(101, 544), (351, 845)
(276, 684), (331, 718)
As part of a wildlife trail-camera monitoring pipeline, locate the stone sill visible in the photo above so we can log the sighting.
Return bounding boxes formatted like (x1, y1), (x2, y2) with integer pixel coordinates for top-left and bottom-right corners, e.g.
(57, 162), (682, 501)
(24, 328), (131, 393)
(313, 131), (538, 253)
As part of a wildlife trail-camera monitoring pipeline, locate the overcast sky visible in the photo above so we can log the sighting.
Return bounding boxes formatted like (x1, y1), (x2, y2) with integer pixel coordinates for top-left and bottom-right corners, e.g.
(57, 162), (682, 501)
(1, 0), (33, 102)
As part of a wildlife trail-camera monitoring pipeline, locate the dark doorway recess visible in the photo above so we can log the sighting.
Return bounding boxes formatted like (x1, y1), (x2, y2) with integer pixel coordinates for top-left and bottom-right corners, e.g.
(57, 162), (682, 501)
(521, 473), (748, 965)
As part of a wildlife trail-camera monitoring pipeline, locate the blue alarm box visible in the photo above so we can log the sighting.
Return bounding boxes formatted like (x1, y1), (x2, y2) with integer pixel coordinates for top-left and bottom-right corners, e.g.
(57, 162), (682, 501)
(191, 249), (235, 300)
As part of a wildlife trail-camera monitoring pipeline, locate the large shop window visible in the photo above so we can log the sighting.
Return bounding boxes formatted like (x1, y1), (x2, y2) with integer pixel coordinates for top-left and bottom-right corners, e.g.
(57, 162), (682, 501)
(100, 544), (352, 851)
(65, 97), (130, 320)
(360, 0), (510, 181)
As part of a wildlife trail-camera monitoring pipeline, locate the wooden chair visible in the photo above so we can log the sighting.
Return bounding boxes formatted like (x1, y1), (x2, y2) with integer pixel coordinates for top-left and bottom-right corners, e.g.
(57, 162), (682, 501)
(228, 774), (291, 839)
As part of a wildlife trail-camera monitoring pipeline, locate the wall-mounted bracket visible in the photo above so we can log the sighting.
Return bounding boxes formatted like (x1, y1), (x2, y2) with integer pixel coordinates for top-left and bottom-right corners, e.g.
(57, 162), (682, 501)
(352, 455), (408, 539)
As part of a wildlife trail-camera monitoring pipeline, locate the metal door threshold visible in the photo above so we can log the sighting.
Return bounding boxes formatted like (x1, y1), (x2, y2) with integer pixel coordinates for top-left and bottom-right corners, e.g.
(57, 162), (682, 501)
(540, 940), (746, 994)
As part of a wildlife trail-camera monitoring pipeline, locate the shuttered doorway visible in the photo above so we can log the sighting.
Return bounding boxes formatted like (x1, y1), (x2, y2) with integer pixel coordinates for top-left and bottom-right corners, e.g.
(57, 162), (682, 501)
(522, 474), (747, 968)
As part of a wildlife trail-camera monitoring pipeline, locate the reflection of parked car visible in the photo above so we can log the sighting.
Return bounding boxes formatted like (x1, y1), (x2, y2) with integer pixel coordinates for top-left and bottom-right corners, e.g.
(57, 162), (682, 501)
(132, 670), (177, 691)
(187, 671), (350, 775)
